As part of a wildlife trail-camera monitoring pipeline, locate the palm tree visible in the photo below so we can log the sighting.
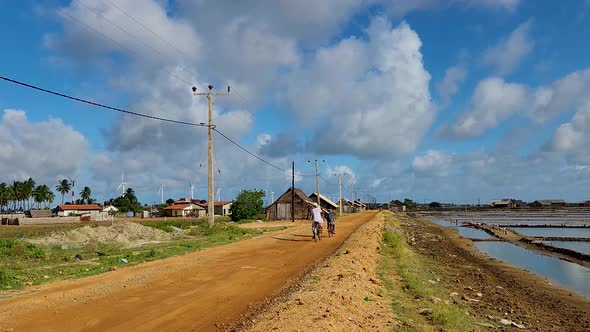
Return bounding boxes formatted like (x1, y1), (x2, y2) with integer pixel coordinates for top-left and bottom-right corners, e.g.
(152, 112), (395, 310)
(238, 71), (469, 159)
(0, 182), (8, 212)
(11, 181), (22, 211)
(80, 186), (92, 204)
(45, 188), (55, 208)
(56, 179), (71, 205)
(23, 178), (35, 210)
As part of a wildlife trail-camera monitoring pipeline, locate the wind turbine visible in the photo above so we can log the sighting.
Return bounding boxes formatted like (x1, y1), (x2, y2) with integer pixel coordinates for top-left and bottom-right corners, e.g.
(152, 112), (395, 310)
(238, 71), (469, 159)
(216, 187), (221, 202)
(189, 182), (195, 200)
(159, 184), (166, 204)
(116, 171), (127, 196)
(271, 191), (274, 204)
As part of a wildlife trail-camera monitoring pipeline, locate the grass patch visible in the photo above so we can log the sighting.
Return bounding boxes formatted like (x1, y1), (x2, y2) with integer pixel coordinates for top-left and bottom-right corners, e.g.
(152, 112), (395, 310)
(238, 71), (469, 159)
(0, 220), (269, 291)
(378, 212), (473, 332)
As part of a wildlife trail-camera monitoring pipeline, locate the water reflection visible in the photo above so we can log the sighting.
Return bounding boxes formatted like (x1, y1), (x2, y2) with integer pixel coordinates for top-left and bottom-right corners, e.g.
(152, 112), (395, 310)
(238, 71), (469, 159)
(457, 227), (492, 239)
(475, 242), (590, 297)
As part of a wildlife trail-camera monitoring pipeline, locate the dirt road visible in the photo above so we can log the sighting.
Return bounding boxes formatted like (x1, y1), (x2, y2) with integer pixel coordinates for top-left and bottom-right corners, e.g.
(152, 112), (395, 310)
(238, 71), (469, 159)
(0, 212), (375, 331)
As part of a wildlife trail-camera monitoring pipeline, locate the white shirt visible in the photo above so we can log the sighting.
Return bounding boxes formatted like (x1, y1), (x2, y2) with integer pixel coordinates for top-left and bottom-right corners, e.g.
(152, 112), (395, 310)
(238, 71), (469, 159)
(311, 207), (323, 223)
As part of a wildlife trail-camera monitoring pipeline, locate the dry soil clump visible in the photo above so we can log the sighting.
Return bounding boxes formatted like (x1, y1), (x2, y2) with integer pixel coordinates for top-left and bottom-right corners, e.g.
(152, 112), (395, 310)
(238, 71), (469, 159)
(28, 222), (173, 246)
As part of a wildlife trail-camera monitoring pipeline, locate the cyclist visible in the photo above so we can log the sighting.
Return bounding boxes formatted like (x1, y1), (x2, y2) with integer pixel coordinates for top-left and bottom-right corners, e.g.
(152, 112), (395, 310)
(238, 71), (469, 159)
(309, 202), (323, 240)
(325, 209), (335, 235)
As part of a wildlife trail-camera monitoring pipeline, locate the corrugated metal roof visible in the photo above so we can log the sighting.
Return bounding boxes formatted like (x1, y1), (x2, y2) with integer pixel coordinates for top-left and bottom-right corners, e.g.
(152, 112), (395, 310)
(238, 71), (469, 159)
(309, 193), (339, 208)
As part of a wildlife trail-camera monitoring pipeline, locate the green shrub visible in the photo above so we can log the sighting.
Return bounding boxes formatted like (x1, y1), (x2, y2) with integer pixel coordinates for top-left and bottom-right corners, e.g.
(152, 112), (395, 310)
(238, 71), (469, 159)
(0, 239), (45, 259)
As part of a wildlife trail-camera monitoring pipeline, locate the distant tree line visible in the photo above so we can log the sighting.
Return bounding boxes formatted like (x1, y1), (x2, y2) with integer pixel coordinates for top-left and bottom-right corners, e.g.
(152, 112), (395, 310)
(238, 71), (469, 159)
(0, 178), (97, 212)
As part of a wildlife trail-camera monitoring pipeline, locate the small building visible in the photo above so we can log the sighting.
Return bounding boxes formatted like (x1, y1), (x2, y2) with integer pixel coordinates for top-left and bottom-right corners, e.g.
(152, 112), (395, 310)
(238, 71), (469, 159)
(162, 203), (205, 217)
(339, 198), (356, 213)
(388, 200), (405, 212)
(353, 200), (366, 212)
(490, 199), (513, 208)
(29, 209), (52, 218)
(308, 193), (339, 211)
(529, 200), (567, 208)
(198, 201), (232, 216)
(57, 204), (101, 218)
(266, 187), (314, 221)
(102, 205), (119, 213)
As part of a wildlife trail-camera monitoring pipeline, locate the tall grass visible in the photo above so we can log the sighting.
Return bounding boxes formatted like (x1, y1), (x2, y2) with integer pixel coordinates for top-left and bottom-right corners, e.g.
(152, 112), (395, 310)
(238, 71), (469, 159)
(378, 213), (473, 331)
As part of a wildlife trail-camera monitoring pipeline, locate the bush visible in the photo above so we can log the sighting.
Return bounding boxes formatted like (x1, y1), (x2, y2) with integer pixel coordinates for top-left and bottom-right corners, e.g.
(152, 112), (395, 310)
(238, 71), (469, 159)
(229, 189), (265, 221)
(0, 239), (45, 259)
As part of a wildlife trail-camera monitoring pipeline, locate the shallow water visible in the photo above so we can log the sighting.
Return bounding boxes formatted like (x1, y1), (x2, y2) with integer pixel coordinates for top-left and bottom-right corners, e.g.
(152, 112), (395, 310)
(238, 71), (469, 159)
(457, 227), (492, 239)
(429, 218), (460, 227)
(510, 227), (590, 238)
(475, 242), (590, 297)
(548, 241), (590, 255)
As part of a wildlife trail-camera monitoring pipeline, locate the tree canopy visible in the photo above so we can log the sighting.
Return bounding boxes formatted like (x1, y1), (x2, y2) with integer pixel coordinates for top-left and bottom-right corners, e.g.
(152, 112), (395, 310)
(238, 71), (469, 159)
(229, 189), (265, 221)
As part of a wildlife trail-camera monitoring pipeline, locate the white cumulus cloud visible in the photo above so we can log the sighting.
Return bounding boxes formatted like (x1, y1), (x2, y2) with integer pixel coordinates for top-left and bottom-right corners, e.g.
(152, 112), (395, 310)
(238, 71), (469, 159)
(482, 21), (534, 75)
(288, 18), (434, 159)
(0, 109), (88, 184)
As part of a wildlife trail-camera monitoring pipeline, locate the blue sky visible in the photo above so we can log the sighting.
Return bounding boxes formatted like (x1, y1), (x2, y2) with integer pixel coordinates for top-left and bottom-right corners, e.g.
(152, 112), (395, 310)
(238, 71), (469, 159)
(1, 0), (590, 205)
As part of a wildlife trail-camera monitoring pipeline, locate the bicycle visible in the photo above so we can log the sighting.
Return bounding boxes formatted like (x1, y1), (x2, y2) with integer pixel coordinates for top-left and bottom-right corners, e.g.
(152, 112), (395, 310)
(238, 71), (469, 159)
(327, 221), (335, 237)
(312, 221), (323, 242)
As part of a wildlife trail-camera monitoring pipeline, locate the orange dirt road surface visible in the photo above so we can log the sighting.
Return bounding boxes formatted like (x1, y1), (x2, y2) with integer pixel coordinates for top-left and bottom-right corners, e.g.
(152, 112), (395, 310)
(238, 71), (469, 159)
(0, 211), (377, 332)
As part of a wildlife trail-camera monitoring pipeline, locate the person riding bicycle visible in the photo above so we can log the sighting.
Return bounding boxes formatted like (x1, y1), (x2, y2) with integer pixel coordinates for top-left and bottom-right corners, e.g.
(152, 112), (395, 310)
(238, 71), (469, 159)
(325, 209), (335, 235)
(309, 202), (323, 239)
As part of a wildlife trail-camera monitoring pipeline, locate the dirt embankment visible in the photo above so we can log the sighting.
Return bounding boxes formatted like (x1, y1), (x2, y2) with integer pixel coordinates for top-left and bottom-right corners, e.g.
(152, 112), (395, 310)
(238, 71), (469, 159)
(244, 212), (394, 331)
(407, 216), (590, 331)
(27, 221), (175, 247)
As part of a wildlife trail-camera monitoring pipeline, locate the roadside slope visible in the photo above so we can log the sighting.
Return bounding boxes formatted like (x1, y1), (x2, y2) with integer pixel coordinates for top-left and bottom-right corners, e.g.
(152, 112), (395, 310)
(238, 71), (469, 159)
(0, 212), (376, 332)
(245, 212), (393, 331)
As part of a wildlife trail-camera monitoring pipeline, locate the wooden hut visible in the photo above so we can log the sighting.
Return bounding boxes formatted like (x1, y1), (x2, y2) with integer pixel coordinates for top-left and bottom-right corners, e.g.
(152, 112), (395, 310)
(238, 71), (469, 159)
(265, 187), (313, 221)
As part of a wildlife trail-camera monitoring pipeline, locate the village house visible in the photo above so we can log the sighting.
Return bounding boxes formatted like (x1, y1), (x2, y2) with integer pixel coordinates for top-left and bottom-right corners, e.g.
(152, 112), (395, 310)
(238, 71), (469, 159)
(308, 193), (339, 211)
(388, 199), (405, 212)
(339, 198), (356, 213)
(198, 201), (232, 216)
(265, 187), (314, 221)
(102, 205), (119, 213)
(162, 202), (205, 217)
(529, 200), (567, 208)
(57, 204), (101, 217)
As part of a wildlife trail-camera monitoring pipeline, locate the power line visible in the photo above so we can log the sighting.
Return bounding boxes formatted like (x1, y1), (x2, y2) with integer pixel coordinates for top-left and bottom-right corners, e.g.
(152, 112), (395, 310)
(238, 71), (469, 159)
(75, 0), (201, 88)
(104, 0), (186, 58)
(59, 9), (193, 86)
(102, 0), (251, 106)
(0, 74), (309, 178)
(212, 128), (313, 177)
(0, 75), (204, 126)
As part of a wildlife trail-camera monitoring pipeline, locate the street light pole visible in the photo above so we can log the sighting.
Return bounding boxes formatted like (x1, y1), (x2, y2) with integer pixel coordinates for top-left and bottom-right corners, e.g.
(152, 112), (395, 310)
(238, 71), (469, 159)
(193, 85), (229, 226)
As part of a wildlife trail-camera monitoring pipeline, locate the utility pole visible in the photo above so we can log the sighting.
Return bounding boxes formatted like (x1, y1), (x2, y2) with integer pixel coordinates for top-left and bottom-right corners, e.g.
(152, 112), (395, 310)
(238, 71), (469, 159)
(291, 161), (295, 223)
(193, 84), (229, 226)
(308, 159), (324, 206)
(338, 173), (343, 215)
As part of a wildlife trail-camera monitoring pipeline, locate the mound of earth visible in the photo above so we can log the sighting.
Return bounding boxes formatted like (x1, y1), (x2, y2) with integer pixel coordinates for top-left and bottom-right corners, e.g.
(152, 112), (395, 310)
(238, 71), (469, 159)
(28, 222), (173, 246)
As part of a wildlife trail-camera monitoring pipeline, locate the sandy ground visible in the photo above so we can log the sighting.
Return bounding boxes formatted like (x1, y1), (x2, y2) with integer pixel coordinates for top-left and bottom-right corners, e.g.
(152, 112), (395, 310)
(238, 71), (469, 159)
(244, 212), (394, 331)
(405, 216), (590, 331)
(0, 212), (376, 332)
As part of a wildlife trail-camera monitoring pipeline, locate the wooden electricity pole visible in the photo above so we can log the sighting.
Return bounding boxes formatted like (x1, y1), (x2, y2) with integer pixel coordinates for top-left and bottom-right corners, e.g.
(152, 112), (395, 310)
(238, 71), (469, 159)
(291, 161), (295, 223)
(193, 84), (229, 226)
